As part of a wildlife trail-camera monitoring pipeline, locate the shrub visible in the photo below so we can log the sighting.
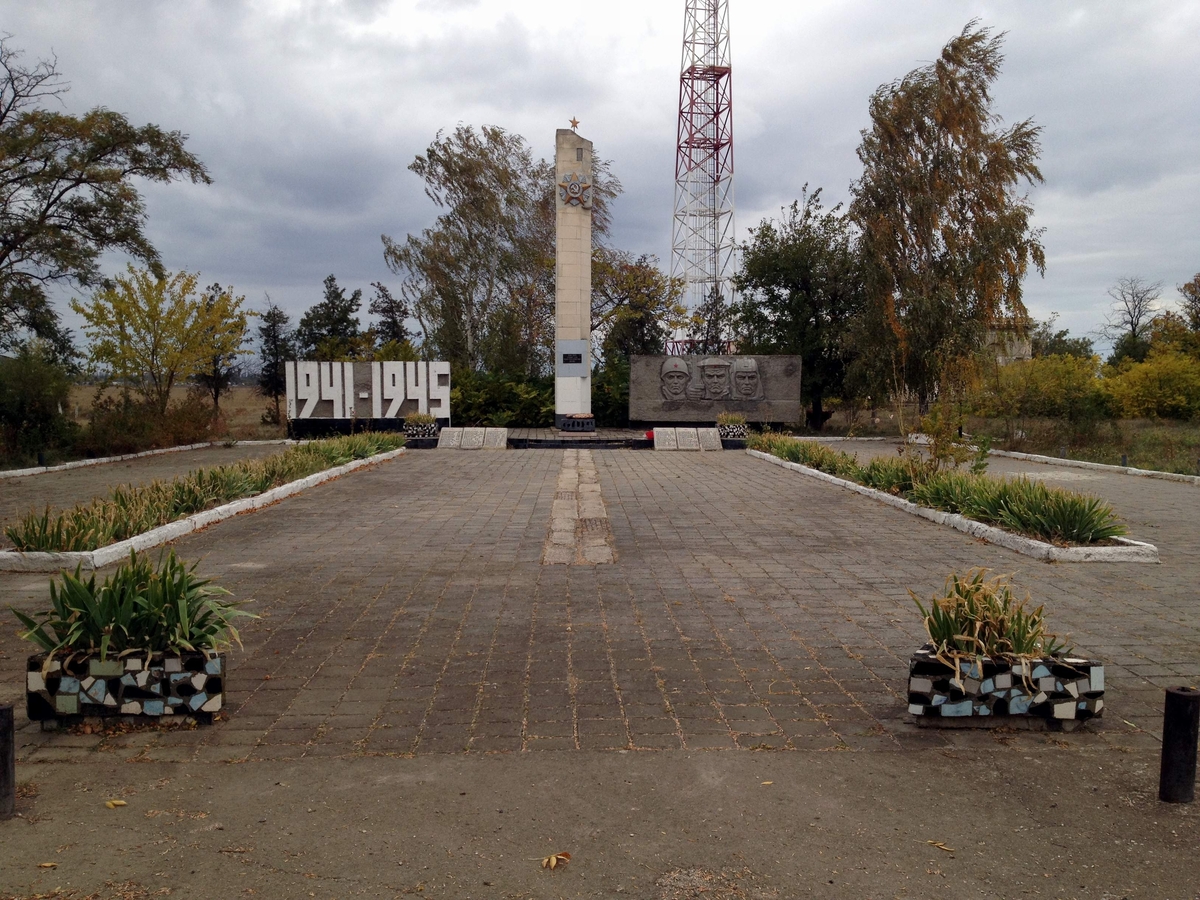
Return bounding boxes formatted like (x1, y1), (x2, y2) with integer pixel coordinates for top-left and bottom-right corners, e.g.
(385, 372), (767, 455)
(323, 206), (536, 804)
(12, 549), (255, 658)
(969, 354), (1109, 447)
(77, 390), (215, 457)
(716, 412), (747, 426)
(1104, 351), (1200, 420)
(450, 372), (554, 427)
(0, 343), (78, 466)
(592, 357), (630, 428)
(404, 411), (436, 426)
(912, 568), (1070, 662)
(6, 433), (404, 552)
(859, 456), (917, 494)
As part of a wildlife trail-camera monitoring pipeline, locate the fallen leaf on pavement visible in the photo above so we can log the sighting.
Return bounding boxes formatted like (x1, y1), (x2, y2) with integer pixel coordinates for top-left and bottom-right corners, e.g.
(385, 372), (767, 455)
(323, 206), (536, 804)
(37, 862), (58, 868)
(760, 781), (773, 785)
(923, 840), (955, 853)
(106, 799), (128, 809)
(541, 852), (571, 870)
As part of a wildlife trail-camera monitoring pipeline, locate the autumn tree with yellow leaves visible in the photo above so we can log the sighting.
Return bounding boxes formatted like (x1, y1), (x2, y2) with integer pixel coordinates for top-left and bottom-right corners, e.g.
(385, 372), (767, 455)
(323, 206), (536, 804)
(71, 266), (251, 416)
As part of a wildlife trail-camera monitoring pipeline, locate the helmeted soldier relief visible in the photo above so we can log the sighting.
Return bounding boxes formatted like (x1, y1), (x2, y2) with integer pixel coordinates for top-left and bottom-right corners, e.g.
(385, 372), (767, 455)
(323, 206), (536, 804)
(731, 357), (764, 401)
(660, 356), (692, 400)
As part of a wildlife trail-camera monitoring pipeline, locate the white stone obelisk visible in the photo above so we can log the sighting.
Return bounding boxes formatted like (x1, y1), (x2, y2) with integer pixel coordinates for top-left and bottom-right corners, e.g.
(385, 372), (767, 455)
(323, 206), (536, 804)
(554, 128), (593, 430)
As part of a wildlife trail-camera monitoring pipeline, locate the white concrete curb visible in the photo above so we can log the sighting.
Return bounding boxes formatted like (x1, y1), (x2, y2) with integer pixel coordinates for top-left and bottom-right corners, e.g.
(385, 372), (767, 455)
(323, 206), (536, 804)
(0, 448), (406, 573)
(746, 449), (1159, 564)
(2, 440), (294, 479)
(989, 448), (1200, 486)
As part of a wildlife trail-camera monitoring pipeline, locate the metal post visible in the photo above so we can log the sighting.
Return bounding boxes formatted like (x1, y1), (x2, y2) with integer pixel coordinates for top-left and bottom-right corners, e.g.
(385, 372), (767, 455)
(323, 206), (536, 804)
(1159, 686), (1200, 803)
(0, 704), (14, 819)
(1059, 446), (1067, 459)
(1120, 454), (1128, 467)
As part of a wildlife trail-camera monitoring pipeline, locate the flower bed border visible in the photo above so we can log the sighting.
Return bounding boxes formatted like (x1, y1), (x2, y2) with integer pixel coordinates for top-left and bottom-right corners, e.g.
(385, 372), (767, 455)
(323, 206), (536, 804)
(2, 440), (293, 479)
(0, 448), (406, 573)
(989, 448), (1200, 486)
(746, 449), (1158, 563)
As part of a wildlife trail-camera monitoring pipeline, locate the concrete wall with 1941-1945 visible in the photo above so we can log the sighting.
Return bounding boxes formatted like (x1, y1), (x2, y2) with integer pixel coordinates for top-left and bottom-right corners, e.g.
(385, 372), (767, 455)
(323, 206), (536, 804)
(284, 360), (451, 437)
(629, 355), (802, 424)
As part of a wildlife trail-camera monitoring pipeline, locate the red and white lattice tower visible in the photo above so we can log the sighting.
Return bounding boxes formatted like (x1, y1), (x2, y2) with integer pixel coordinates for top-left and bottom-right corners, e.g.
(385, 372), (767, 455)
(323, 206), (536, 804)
(671, 0), (735, 311)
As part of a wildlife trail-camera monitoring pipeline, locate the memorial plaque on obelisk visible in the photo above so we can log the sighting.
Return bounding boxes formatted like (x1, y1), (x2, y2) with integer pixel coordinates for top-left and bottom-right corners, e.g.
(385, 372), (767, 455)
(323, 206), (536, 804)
(553, 126), (594, 431)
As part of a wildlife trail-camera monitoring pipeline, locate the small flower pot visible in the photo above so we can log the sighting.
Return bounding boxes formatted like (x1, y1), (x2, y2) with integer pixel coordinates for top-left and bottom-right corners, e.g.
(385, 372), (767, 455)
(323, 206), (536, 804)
(718, 423), (748, 440)
(26, 651), (226, 722)
(907, 644), (1104, 726)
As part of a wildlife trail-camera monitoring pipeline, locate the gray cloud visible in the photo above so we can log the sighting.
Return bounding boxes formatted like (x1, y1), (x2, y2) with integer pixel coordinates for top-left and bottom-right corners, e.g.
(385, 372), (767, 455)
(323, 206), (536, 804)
(3, 0), (1196, 351)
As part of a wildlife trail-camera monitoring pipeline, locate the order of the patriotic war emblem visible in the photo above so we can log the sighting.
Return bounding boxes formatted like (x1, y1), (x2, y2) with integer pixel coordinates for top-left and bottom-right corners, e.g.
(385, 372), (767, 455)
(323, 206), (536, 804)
(558, 172), (592, 208)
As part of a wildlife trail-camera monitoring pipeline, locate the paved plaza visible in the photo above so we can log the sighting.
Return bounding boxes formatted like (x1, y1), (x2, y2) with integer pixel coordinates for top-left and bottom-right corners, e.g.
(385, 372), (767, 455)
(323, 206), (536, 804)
(1, 445), (1198, 898)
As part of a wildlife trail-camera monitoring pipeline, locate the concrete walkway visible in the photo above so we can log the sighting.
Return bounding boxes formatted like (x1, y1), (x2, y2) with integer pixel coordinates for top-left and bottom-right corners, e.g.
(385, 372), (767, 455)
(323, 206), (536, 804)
(1, 448), (1197, 898)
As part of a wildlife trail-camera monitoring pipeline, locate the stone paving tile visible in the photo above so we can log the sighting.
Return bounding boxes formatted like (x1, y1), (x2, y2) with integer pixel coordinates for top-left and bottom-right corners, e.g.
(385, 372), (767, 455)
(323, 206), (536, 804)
(0, 442), (286, 542)
(2, 446), (1198, 763)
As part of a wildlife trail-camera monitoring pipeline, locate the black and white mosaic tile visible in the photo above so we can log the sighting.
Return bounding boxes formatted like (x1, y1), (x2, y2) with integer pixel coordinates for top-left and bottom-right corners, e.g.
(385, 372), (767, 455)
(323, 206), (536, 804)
(907, 644), (1104, 721)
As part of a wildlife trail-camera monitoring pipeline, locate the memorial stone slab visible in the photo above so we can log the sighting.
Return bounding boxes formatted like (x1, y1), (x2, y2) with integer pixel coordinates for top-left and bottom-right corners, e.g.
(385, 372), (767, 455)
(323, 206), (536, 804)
(675, 428), (700, 450)
(697, 428), (723, 451)
(461, 427), (486, 450)
(629, 354), (802, 424)
(483, 428), (508, 450)
(437, 427), (463, 449)
(653, 428), (679, 451)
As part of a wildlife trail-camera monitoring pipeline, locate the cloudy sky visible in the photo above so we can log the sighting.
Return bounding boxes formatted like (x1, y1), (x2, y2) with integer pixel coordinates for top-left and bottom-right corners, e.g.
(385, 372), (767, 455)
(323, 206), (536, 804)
(5, 0), (1198, 351)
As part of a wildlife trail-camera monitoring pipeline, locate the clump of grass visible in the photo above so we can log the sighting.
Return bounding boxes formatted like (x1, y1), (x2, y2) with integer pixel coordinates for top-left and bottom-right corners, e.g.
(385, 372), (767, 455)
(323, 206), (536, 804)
(13, 549), (255, 658)
(912, 568), (1070, 666)
(910, 472), (1127, 544)
(716, 412), (746, 426)
(6, 433), (404, 552)
(749, 434), (1127, 545)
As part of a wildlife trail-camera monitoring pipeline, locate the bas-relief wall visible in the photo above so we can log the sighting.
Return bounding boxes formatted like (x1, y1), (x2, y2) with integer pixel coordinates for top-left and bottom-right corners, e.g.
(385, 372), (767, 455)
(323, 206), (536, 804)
(629, 355), (802, 424)
(285, 361), (450, 420)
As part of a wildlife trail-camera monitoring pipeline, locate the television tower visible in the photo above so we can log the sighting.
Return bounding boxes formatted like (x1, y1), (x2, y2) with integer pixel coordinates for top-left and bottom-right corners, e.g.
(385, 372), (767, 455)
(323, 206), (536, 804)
(671, 0), (735, 312)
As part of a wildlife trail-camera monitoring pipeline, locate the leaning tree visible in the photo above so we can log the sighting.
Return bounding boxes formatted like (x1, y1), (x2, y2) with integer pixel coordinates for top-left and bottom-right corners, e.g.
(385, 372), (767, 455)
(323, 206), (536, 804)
(850, 20), (1045, 410)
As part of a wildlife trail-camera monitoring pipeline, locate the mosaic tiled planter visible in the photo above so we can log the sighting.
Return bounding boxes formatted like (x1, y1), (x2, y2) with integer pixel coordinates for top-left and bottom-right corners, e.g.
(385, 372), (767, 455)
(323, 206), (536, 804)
(718, 423), (748, 440)
(25, 651), (226, 721)
(404, 421), (438, 439)
(908, 644), (1104, 724)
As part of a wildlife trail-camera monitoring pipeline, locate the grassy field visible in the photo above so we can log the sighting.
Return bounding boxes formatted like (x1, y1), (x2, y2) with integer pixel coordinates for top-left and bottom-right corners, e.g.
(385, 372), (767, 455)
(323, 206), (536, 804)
(68, 384), (287, 442)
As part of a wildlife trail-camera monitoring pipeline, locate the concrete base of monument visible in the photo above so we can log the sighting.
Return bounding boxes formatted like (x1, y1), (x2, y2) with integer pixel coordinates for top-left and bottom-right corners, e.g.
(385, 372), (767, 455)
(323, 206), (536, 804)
(555, 413), (596, 432)
(288, 418), (427, 439)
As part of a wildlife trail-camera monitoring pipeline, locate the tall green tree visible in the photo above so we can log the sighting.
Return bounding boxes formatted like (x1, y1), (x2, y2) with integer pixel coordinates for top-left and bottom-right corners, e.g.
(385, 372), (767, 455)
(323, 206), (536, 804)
(849, 21), (1045, 409)
(1030, 313), (1094, 358)
(71, 266), (249, 416)
(593, 251), (687, 361)
(367, 281), (411, 346)
(0, 36), (209, 353)
(296, 275), (365, 358)
(383, 124), (620, 377)
(194, 282), (251, 417)
(685, 286), (736, 355)
(731, 188), (864, 429)
(256, 297), (294, 425)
